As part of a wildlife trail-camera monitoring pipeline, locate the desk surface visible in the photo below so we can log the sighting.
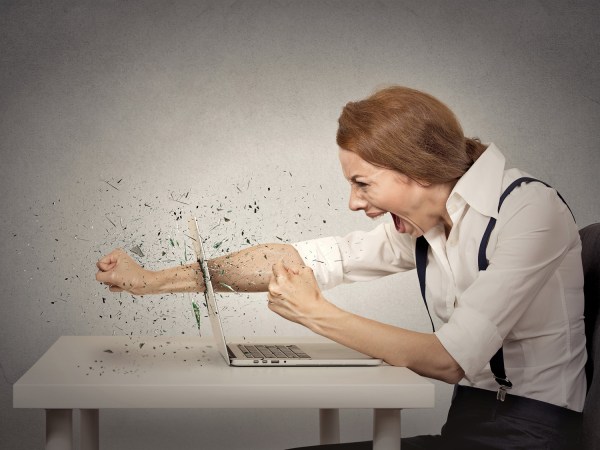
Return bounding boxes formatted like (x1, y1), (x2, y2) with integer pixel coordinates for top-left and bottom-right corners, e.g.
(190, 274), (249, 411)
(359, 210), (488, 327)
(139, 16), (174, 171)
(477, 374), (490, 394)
(14, 336), (434, 410)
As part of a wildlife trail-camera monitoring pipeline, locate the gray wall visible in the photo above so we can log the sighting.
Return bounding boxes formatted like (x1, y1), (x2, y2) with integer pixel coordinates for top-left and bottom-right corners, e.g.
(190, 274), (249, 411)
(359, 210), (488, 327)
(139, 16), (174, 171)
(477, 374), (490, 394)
(1, 1), (599, 448)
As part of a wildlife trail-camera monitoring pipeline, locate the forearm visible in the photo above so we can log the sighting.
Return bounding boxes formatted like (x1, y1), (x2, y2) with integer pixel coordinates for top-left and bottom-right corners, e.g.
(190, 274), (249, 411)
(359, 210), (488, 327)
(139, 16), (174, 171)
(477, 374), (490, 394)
(152, 243), (304, 294)
(151, 263), (204, 294)
(209, 243), (304, 292)
(308, 302), (465, 383)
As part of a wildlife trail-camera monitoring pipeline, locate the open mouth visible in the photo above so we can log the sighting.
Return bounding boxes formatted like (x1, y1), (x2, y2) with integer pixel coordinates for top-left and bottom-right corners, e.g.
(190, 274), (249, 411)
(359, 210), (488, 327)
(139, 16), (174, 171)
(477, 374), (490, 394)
(391, 213), (408, 233)
(365, 211), (416, 235)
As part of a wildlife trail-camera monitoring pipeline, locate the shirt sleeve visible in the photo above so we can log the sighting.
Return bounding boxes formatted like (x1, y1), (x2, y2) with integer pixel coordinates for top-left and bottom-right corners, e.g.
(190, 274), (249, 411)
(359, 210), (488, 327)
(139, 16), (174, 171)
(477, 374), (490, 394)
(291, 222), (417, 290)
(435, 183), (579, 380)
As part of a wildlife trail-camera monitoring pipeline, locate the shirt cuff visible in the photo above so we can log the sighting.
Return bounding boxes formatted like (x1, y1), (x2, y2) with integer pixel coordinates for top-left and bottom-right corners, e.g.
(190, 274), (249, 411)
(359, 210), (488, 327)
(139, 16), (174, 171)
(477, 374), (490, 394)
(435, 305), (503, 381)
(291, 237), (344, 290)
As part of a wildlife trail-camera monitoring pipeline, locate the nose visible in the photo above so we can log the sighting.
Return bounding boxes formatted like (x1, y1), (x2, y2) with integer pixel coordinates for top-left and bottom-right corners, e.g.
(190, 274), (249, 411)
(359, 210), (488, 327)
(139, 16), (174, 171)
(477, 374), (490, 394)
(348, 185), (368, 211)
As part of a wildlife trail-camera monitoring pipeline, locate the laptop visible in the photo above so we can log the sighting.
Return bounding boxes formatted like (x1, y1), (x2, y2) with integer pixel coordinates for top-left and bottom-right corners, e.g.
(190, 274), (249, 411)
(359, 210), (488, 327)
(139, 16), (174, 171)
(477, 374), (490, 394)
(187, 216), (383, 367)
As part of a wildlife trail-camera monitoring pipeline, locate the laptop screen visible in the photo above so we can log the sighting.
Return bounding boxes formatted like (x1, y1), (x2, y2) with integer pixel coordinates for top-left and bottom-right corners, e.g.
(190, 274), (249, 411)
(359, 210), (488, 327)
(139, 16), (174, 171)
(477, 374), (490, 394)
(187, 217), (231, 364)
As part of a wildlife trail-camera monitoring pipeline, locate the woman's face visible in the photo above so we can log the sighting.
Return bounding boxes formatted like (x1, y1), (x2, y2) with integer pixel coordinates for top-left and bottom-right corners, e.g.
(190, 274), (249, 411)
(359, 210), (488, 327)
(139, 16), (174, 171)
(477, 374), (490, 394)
(338, 148), (451, 237)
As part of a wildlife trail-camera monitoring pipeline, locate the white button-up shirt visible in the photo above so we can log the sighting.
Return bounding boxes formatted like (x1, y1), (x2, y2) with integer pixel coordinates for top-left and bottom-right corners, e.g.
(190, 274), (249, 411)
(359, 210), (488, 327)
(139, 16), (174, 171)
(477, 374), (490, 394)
(292, 144), (587, 411)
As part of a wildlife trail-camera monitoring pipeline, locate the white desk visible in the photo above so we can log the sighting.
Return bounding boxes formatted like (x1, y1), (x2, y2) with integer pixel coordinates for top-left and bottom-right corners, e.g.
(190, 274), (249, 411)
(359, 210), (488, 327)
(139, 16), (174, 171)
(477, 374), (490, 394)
(14, 336), (434, 450)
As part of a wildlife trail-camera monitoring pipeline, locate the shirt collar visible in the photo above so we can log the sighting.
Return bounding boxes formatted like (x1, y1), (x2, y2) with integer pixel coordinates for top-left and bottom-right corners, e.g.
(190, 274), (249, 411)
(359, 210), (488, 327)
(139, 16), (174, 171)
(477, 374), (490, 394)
(447, 143), (506, 219)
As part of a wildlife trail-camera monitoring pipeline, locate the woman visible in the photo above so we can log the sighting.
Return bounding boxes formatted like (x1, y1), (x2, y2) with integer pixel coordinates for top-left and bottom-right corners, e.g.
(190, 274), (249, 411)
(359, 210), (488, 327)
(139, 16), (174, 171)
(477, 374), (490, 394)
(96, 86), (586, 449)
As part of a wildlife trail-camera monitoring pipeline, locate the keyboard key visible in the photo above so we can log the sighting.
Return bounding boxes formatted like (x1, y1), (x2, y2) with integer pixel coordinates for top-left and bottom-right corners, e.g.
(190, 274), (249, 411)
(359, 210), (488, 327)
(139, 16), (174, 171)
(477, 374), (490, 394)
(256, 345), (276, 358)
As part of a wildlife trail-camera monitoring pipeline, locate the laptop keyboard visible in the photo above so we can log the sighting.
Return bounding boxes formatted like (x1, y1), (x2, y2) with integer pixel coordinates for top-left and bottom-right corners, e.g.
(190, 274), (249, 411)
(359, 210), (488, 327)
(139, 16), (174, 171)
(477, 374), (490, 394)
(237, 344), (310, 359)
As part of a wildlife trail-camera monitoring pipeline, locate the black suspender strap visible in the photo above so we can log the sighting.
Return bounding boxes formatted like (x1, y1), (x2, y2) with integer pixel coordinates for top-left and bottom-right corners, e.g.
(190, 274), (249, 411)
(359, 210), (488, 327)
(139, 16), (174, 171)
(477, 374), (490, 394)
(478, 177), (575, 270)
(415, 236), (435, 332)
(415, 177), (573, 400)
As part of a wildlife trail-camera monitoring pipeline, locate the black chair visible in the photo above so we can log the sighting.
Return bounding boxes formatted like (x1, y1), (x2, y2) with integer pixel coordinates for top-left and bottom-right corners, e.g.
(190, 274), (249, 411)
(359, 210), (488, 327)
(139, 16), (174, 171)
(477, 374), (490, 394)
(581, 223), (600, 450)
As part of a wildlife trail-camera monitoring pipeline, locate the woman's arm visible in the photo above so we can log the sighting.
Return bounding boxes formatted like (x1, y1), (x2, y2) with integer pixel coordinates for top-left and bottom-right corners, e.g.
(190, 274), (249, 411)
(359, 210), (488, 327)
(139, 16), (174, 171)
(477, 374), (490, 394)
(313, 306), (465, 383)
(95, 244), (304, 295)
(267, 261), (465, 383)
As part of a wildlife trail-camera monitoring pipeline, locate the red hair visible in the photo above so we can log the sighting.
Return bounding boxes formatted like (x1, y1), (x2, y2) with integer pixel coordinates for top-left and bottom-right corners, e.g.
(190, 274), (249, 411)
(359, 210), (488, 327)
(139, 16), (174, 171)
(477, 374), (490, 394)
(336, 86), (486, 184)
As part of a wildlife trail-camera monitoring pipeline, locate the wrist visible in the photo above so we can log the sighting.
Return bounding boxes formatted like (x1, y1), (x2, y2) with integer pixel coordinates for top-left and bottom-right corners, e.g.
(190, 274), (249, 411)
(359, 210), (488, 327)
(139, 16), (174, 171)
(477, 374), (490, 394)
(304, 296), (345, 336)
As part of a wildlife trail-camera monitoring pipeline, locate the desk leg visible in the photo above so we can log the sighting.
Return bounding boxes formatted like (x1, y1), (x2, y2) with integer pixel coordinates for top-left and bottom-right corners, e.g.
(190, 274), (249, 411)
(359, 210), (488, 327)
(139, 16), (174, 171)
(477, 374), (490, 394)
(319, 408), (340, 444)
(80, 409), (99, 450)
(373, 409), (401, 450)
(46, 409), (73, 450)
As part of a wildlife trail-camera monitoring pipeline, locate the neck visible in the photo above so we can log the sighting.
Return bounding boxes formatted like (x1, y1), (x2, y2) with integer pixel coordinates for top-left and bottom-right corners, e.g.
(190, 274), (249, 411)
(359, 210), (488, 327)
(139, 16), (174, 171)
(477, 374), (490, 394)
(442, 215), (452, 238)
(432, 181), (455, 236)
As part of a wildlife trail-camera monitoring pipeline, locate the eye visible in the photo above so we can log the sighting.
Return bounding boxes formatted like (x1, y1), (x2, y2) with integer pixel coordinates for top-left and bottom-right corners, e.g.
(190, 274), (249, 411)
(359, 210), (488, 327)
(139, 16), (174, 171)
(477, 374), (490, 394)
(348, 177), (368, 189)
(348, 177), (369, 190)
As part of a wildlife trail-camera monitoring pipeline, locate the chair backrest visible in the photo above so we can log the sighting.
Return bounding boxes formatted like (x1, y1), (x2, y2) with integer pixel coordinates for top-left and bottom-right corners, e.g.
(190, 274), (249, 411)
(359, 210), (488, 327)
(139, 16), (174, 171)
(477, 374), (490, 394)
(580, 223), (600, 450)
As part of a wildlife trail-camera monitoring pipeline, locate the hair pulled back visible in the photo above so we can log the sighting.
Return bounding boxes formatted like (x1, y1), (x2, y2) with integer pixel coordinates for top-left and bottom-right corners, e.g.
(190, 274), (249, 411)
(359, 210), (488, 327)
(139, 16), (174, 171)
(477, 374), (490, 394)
(336, 86), (486, 184)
